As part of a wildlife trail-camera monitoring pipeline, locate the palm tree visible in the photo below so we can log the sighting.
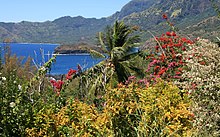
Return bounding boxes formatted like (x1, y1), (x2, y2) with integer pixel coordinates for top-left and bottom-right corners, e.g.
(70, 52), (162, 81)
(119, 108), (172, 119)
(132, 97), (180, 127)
(77, 21), (146, 102)
(95, 21), (143, 83)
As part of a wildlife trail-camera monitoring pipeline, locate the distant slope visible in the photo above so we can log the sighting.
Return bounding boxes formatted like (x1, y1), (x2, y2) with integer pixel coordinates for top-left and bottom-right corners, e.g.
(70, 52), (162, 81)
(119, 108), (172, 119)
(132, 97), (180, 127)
(0, 0), (219, 44)
(123, 0), (218, 39)
(0, 17), (112, 44)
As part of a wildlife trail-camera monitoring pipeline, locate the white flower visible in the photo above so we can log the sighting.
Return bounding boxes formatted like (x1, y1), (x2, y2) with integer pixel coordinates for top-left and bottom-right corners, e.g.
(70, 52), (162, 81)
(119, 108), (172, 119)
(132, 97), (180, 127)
(13, 81), (17, 84)
(40, 66), (46, 71)
(9, 102), (16, 108)
(2, 77), (6, 81)
(18, 85), (22, 91)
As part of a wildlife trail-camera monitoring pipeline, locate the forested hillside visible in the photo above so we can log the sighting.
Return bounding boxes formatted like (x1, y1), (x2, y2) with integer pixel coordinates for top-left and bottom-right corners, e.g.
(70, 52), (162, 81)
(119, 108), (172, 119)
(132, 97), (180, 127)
(0, 0), (219, 44)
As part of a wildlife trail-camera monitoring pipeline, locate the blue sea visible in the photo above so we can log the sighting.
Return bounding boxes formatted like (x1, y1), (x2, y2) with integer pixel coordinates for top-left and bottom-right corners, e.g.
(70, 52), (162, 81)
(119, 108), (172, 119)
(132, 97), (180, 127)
(0, 43), (104, 74)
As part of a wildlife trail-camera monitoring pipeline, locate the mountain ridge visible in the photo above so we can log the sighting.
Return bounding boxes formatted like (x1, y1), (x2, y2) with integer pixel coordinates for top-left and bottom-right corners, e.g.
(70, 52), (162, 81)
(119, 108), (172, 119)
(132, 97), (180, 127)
(0, 0), (219, 44)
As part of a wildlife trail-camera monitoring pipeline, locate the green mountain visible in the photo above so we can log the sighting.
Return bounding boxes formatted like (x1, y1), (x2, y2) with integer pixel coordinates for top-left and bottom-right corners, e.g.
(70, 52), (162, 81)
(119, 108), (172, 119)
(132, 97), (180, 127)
(0, 0), (219, 44)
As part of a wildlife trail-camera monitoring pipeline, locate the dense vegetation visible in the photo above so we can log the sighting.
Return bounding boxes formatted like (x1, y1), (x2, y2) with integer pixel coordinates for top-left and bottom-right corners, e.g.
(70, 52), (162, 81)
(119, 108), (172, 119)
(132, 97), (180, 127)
(1, 9), (220, 136)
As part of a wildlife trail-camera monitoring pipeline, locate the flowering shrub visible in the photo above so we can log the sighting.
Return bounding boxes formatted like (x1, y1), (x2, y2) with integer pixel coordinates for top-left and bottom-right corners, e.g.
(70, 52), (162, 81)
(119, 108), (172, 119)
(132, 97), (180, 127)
(179, 38), (220, 136)
(107, 81), (194, 136)
(26, 81), (194, 136)
(145, 31), (194, 83)
(0, 59), (35, 136)
(26, 99), (113, 137)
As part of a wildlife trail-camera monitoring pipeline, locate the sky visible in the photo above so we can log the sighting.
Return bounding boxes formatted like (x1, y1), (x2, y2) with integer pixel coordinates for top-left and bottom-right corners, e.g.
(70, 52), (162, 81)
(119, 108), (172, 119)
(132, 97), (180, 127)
(0, 0), (131, 23)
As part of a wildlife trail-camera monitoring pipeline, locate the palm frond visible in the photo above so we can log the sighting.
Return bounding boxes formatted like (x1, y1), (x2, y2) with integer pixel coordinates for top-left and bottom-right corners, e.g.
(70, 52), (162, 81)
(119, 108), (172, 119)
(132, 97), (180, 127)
(122, 36), (140, 50)
(111, 47), (125, 60)
(89, 49), (105, 59)
(98, 32), (108, 53)
(115, 62), (132, 83)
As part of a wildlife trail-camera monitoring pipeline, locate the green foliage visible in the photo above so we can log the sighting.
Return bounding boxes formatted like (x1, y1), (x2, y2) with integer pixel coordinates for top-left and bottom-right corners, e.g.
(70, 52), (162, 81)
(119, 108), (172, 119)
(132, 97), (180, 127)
(97, 21), (143, 83)
(0, 51), (36, 136)
(74, 21), (146, 103)
(0, 49), (61, 136)
(77, 60), (115, 103)
(210, 0), (220, 17)
(1, 2), (219, 136)
(0, 71), (33, 136)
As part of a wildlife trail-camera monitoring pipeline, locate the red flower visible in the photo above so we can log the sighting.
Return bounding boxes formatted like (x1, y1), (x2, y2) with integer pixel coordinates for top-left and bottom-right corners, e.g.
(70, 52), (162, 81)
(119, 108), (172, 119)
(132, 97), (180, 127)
(199, 61), (206, 65)
(166, 31), (172, 36)
(186, 40), (193, 44)
(50, 80), (64, 90)
(174, 43), (182, 47)
(66, 75), (71, 80)
(162, 14), (168, 19)
(68, 69), (77, 76)
(162, 44), (167, 49)
(66, 68), (77, 80)
(170, 31), (176, 36)
(154, 65), (160, 70)
(158, 67), (167, 75)
(160, 54), (166, 62)
(178, 67), (183, 72)
(55, 80), (64, 90)
(175, 71), (182, 75)
(181, 37), (187, 42)
(50, 80), (57, 87)
(182, 47), (186, 51)
(167, 44), (173, 47)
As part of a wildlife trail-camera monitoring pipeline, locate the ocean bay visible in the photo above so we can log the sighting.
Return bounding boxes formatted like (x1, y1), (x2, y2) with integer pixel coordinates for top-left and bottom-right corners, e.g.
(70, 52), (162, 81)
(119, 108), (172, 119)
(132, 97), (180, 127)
(0, 43), (103, 74)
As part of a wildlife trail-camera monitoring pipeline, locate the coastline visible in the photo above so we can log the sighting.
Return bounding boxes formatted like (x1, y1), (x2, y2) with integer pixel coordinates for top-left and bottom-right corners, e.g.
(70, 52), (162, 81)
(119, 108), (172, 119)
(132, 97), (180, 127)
(0, 42), (60, 45)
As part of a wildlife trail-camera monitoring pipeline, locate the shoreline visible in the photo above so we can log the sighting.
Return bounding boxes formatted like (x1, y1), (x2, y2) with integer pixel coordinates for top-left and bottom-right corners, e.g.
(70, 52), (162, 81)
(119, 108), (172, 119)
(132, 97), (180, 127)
(52, 53), (91, 56)
(0, 42), (60, 45)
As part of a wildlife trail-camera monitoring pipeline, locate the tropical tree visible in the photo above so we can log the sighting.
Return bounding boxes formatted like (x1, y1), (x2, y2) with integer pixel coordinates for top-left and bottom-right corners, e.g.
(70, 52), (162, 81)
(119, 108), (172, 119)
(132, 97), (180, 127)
(76, 21), (146, 102)
(96, 21), (143, 83)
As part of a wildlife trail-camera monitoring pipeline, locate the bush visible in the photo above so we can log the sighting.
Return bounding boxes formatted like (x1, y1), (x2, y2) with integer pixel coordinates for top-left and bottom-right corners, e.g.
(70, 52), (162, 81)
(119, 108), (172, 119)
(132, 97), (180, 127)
(26, 81), (194, 137)
(179, 38), (220, 136)
(0, 55), (35, 136)
(0, 51), (59, 136)
(145, 31), (194, 84)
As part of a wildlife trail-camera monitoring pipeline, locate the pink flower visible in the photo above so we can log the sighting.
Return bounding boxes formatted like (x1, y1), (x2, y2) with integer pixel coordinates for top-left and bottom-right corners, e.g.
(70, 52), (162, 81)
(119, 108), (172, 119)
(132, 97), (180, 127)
(172, 75), (182, 79)
(146, 59), (160, 72)
(128, 76), (136, 81)
(168, 62), (177, 68)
